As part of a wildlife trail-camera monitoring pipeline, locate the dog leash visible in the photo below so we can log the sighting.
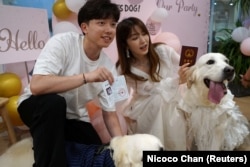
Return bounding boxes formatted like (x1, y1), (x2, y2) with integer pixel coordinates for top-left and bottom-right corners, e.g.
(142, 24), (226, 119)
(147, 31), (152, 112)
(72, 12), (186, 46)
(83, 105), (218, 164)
(91, 142), (114, 167)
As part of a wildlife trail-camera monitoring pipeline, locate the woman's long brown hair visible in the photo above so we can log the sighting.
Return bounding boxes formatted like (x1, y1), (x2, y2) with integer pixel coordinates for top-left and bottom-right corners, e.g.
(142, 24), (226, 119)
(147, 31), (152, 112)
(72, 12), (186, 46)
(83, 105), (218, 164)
(115, 17), (161, 82)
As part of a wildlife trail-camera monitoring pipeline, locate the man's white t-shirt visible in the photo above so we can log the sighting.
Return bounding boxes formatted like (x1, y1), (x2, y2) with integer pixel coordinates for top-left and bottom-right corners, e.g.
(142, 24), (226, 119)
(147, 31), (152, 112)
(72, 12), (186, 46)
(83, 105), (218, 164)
(18, 32), (116, 122)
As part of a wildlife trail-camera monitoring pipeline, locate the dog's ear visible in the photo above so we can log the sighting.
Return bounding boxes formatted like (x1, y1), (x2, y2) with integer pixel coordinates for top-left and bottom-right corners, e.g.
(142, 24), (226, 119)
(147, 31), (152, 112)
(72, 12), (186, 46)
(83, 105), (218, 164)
(186, 66), (196, 89)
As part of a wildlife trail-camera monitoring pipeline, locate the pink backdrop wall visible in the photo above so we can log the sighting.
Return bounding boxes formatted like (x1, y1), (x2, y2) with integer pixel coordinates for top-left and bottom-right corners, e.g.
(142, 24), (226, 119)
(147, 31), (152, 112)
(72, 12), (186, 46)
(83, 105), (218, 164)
(0, 5), (50, 64)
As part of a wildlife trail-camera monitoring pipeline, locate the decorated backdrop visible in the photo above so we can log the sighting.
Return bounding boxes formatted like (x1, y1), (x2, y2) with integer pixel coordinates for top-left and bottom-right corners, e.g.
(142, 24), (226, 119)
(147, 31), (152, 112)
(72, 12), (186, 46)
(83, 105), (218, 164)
(50, 0), (211, 142)
(1, 0), (211, 135)
(51, 0), (211, 63)
(1, 0), (211, 85)
(0, 0), (212, 143)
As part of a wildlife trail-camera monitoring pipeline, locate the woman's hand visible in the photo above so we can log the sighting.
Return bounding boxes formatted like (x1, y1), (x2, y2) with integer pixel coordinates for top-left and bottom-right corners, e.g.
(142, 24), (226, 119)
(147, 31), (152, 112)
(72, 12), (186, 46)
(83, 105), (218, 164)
(178, 63), (190, 84)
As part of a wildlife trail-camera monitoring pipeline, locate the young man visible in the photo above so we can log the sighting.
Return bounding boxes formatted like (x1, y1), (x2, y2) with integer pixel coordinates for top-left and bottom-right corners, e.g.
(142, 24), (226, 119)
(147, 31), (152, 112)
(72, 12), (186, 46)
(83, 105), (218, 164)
(17, 0), (123, 166)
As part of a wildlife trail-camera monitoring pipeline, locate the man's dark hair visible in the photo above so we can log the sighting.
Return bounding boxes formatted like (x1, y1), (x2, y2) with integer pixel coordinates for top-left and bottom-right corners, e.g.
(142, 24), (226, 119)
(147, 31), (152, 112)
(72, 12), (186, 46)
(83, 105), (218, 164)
(78, 0), (120, 26)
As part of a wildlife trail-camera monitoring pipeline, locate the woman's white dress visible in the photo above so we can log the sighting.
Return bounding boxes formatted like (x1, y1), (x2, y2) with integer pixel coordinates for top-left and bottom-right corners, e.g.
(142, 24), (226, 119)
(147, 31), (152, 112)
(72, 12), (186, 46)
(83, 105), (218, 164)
(118, 44), (187, 150)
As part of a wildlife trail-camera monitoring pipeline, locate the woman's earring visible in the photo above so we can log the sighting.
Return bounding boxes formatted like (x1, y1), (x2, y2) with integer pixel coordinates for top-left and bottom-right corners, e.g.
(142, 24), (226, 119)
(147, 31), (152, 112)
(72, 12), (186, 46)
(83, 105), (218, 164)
(126, 49), (130, 58)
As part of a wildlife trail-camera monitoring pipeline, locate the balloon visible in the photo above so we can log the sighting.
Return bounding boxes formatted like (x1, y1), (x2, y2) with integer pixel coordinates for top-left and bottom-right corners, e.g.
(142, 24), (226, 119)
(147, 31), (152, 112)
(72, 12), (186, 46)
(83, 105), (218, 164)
(53, 0), (72, 19)
(6, 96), (24, 126)
(128, 0), (143, 5)
(65, 0), (87, 14)
(231, 27), (249, 42)
(150, 8), (168, 23)
(240, 37), (250, 56)
(153, 32), (182, 54)
(146, 18), (162, 36)
(53, 21), (80, 34)
(0, 73), (22, 98)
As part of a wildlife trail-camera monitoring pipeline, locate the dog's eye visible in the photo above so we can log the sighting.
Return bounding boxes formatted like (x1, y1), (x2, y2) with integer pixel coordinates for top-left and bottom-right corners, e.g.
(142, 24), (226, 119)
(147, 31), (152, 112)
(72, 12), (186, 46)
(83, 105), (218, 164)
(206, 60), (215, 65)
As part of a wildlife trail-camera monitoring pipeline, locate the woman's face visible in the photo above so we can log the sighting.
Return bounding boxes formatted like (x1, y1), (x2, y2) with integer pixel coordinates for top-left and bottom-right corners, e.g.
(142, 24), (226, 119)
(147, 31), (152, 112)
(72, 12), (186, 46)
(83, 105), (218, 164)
(126, 25), (149, 59)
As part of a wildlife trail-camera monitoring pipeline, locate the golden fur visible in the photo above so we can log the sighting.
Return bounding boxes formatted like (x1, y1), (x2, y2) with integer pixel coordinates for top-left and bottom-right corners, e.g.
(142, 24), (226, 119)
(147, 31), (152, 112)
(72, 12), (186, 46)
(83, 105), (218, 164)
(178, 53), (250, 150)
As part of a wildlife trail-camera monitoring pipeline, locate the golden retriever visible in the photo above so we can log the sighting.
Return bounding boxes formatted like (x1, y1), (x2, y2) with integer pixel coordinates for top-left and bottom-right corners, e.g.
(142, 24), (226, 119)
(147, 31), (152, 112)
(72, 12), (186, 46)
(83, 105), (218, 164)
(0, 134), (163, 167)
(178, 53), (250, 150)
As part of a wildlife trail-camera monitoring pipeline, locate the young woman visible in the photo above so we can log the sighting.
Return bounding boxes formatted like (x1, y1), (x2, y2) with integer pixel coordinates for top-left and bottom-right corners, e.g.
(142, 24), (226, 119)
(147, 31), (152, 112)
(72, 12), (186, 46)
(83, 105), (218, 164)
(116, 17), (189, 150)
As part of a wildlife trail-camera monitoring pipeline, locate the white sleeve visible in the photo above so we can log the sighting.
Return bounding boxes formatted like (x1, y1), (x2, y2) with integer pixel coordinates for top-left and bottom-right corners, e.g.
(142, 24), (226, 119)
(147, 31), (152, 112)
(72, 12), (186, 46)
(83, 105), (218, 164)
(33, 34), (67, 75)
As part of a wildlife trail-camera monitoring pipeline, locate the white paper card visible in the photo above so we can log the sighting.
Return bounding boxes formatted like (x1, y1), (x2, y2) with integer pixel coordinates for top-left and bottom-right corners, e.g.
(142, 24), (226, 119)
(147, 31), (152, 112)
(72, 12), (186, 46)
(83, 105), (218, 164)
(102, 75), (129, 107)
(102, 80), (115, 107)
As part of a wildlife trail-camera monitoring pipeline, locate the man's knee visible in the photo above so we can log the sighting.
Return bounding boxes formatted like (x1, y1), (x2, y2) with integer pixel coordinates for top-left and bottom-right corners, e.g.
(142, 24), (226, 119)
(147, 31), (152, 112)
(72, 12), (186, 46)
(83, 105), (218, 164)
(41, 94), (66, 107)
(38, 94), (67, 117)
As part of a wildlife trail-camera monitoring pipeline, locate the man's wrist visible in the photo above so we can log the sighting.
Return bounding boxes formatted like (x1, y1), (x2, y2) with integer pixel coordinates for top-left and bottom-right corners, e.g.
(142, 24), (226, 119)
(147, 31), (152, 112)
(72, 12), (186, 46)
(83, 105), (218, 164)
(83, 73), (87, 84)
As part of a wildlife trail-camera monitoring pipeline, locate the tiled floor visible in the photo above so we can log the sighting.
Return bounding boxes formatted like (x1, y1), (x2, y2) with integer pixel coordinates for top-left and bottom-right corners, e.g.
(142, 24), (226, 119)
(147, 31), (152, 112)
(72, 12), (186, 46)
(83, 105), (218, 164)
(0, 96), (249, 155)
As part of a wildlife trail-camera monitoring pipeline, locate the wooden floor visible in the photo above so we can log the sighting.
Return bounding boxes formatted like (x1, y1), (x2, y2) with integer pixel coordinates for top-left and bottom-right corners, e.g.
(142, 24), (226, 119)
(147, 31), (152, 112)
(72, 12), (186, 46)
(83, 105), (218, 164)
(234, 96), (250, 121)
(0, 96), (249, 155)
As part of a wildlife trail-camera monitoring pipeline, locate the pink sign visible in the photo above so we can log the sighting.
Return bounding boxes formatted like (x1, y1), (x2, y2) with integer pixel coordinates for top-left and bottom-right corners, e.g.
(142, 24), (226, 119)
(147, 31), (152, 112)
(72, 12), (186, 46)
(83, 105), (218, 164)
(156, 0), (210, 58)
(0, 5), (50, 64)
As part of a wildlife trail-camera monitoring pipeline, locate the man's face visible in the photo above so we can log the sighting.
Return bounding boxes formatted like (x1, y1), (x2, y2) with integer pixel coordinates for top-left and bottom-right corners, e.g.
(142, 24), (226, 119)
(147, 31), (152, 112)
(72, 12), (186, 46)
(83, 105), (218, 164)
(82, 18), (117, 48)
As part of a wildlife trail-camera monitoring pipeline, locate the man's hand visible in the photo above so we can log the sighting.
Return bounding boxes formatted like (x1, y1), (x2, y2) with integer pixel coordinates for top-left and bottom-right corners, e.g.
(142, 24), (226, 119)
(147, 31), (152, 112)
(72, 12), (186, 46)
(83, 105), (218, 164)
(85, 67), (114, 84)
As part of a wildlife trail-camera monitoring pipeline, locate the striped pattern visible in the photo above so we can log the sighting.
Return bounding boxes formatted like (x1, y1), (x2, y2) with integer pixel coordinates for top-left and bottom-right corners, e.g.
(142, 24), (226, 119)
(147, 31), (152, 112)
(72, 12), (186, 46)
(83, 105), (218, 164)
(65, 142), (115, 167)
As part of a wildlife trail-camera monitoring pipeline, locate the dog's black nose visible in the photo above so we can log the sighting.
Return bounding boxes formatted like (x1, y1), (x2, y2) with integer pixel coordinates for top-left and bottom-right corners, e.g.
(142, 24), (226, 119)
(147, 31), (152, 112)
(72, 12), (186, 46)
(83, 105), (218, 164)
(223, 66), (235, 79)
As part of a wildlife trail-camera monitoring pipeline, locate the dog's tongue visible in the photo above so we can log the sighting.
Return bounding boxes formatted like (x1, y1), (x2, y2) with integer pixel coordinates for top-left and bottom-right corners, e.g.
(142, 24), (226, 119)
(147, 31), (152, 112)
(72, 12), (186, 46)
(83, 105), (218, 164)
(208, 81), (226, 104)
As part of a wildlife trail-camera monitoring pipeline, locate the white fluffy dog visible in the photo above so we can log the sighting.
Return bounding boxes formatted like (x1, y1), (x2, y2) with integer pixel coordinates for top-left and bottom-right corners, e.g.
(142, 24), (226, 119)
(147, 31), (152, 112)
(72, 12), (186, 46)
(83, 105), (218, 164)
(109, 134), (164, 167)
(0, 134), (163, 167)
(178, 53), (250, 150)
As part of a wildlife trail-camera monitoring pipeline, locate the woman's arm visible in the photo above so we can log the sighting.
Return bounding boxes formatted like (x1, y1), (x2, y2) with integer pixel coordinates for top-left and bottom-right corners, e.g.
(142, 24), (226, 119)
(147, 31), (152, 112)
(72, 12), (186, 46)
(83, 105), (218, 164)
(102, 111), (123, 137)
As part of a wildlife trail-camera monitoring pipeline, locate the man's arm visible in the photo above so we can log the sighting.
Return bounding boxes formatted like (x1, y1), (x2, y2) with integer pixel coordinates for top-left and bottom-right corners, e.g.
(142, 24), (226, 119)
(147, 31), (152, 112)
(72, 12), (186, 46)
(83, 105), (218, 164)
(30, 74), (84, 95)
(30, 67), (115, 95)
